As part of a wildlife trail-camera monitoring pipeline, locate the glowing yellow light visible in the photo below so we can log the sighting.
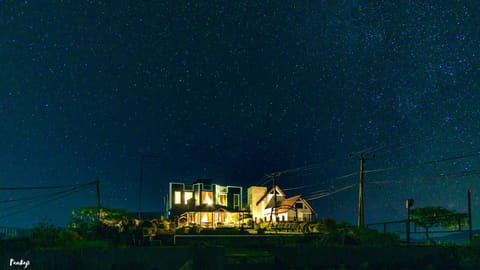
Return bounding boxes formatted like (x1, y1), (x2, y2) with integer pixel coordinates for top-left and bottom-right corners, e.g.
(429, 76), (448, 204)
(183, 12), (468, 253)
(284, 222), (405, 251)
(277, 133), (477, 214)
(225, 214), (233, 224)
(184, 192), (193, 205)
(204, 192), (213, 205)
(201, 213), (208, 223)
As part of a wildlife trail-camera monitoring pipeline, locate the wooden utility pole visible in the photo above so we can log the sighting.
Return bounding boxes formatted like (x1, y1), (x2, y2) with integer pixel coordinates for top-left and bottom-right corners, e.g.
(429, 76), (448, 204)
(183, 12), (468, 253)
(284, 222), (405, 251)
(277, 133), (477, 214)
(269, 173), (279, 223)
(95, 177), (102, 222)
(274, 174), (277, 222)
(468, 189), (473, 243)
(95, 177), (101, 209)
(349, 153), (375, 227)
(406, 198), (414, 245)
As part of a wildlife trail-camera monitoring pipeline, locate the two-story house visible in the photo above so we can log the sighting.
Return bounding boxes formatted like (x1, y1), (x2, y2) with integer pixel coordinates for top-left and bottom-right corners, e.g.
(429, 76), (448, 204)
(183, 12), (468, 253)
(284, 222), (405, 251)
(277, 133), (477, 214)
(168, 179), (245, 227)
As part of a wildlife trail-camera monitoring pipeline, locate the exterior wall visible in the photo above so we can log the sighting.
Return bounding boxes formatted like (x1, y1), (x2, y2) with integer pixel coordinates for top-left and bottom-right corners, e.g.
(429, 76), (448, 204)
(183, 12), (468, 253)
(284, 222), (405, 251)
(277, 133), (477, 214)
(247, 186), (267, 222)
(169, 181), (243, 222)
(227, 186), (242, 210)
(169, 183), (185, 211)
(278, 213), (288, 222)
(286, 208), (313, 222)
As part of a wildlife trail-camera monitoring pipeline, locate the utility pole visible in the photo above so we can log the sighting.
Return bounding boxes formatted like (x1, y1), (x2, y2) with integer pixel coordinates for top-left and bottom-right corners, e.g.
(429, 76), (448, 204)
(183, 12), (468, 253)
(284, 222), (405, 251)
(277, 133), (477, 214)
(95, 177), (102, 222)
(95, 177), (101, 209)
(349, 152), (375, 227)
(269, 173), (279, 223)
(274, 174), (277, 222)
(406, 198), (414, 245)
(468, 189), (472, 244)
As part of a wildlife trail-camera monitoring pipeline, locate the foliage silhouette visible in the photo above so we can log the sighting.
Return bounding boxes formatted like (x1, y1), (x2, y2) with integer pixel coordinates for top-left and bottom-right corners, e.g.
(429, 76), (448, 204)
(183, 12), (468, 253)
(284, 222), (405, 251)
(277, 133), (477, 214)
(411, 206), (467, 244)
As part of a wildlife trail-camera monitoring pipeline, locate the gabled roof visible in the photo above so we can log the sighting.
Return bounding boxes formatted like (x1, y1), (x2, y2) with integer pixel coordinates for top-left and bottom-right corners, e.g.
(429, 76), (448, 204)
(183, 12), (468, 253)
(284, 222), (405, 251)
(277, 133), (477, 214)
(266, 195), (317, 215)
(276, 195), (302, 212)
(256, 185), (286, 206)
(264, 194), (300, 210)
(300, 198), (316, 215)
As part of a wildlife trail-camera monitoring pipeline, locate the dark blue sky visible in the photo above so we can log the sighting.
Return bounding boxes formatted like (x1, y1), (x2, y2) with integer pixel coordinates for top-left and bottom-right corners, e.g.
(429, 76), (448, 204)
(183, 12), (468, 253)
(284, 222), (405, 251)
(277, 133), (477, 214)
(1, 1), (480, 228)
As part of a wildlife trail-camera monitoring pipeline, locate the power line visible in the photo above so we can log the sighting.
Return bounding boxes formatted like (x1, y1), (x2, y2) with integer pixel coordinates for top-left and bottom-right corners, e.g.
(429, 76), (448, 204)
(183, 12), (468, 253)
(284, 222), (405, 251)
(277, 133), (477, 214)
(363, 150), (480, 175)
(282, 171), (359, 194)
(361, 134), (468, 158)
(257, 151), (357, 186)
(0, 181), (97, 190)
(0, 181), (98, 220)
(0, 184), (92, 220)
(0, 185), (91, 211)
(0, 188), (83, 204)
(366, 169), (480, 186)
(350, 143), (386, 157)
(259, 150), (480, 205)
(282, 185), (324, 192)
(306, 183), (357, 201)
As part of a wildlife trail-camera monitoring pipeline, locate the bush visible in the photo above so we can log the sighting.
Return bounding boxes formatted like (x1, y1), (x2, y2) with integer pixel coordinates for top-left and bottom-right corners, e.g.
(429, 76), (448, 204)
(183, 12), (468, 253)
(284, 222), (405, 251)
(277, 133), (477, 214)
(348, 227), (400, 246)
(200, 227), (243, 235)
(175, 225), (202, 235)
(31, 221), (62, 248)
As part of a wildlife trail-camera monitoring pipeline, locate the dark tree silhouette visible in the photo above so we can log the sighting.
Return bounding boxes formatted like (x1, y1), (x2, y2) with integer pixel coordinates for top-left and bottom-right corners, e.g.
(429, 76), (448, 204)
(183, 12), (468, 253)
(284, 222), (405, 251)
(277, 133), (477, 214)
(411, 206), (467, 244)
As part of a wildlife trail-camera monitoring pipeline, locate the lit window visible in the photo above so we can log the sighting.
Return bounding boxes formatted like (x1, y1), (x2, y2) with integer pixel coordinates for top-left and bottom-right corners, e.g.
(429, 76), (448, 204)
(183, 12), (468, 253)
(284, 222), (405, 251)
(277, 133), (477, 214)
(233, 194), (239, 209)
(202, 192), (213, 205)
(174, 191), (182, 205)
(195, 190), (200, 206)
(219, 194), (227, 206)
(184, 192), (193, 205)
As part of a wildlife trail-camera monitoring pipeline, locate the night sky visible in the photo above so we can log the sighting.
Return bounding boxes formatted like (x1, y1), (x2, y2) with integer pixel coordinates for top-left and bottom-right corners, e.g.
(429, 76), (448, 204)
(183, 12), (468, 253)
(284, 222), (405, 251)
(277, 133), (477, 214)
(1, 1), (480, 228)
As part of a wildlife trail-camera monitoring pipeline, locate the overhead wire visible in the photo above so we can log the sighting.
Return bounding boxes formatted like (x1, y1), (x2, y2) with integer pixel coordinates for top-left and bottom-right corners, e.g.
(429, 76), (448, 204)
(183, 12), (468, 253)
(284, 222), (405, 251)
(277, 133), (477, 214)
(367, 169), (480, 186)
(261, 149), (480, 197)
(0, 184), (90, 211)
(0, 181), (97, 219)
(0, 180), (97, 190)
(363, 150), (480, 176)
(254, 138), (480, 206)
(0, 191), (82, 220)
(0, 185), (93, 220)
(282, 171), (359, 194)
(0, 188), (84, 204)
(257, 150), (358, 186)
(350, 143), (387, 157)
(306, 183), (357, 201)
(363, 134), (466, 158)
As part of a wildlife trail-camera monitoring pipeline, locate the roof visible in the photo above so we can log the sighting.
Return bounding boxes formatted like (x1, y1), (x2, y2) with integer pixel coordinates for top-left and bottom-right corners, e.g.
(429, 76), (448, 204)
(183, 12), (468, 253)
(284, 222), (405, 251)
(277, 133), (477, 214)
(194, 179), (212, 184)
(265, 195), (316, 215)
(276, 195), (302, 213)
(256, 185), (286, 206)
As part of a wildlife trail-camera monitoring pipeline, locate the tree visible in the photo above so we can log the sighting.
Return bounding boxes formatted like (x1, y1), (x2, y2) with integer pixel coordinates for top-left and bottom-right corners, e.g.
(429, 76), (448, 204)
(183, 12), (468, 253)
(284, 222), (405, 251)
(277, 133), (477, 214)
(67, 206), (101, 239)
(68, 206), (139, 244)
(411, 206), (467, 244)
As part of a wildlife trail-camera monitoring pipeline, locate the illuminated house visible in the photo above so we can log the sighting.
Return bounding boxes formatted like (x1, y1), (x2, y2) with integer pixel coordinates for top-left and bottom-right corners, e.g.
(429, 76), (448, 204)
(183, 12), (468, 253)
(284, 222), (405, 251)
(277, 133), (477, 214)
(247, 185), (316, 223)
(168, 179), (244, 227)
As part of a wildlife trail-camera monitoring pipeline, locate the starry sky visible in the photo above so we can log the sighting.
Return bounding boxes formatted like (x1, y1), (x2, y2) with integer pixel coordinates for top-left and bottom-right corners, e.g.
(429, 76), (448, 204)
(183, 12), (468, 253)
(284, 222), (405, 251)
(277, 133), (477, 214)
(1, 1), (480, 228)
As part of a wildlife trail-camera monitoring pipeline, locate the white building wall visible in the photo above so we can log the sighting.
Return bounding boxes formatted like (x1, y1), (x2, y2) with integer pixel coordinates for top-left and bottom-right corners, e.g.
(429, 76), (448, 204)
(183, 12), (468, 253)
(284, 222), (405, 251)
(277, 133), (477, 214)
(248, 186), (267, 222)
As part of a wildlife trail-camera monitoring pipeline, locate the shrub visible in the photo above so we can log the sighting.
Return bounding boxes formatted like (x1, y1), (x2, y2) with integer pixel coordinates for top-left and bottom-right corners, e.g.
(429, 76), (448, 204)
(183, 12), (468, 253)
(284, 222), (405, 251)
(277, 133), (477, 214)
(348, 227), (400, 246)
(30, 221), (62, 248)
